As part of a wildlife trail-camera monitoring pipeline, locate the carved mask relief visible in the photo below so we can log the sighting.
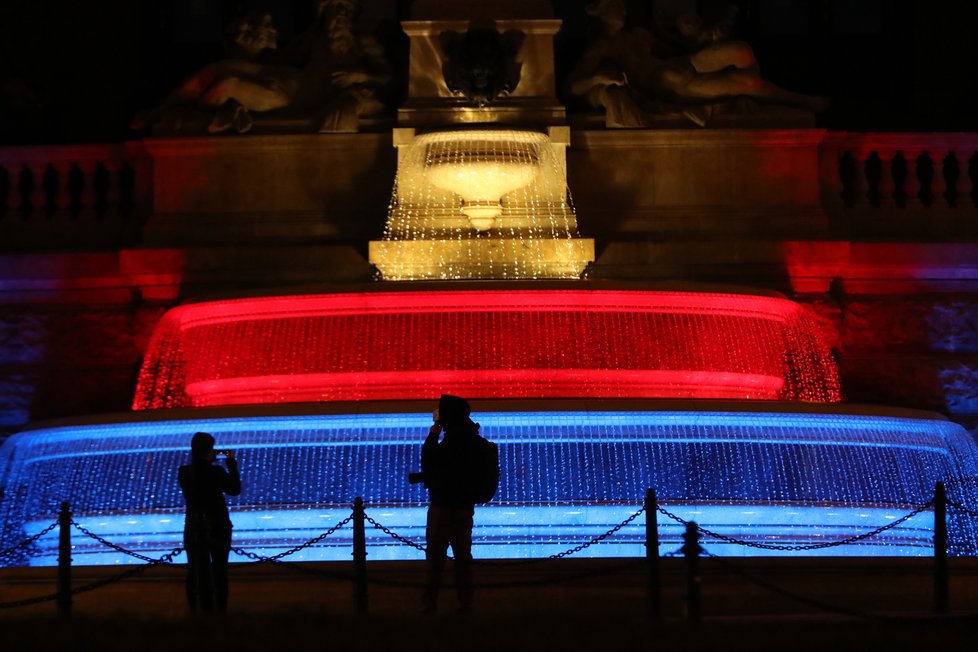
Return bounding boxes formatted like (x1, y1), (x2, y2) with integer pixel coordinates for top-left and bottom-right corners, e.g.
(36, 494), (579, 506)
(440, 23), (524, 107)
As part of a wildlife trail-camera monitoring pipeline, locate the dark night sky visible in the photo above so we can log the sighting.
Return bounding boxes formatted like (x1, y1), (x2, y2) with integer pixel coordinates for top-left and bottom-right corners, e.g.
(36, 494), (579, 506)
(0, 0), (976, 144)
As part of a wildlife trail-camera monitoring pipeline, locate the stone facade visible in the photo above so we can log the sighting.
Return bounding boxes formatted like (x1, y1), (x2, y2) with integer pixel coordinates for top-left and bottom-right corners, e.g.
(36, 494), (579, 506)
(3, 130), (978, 440)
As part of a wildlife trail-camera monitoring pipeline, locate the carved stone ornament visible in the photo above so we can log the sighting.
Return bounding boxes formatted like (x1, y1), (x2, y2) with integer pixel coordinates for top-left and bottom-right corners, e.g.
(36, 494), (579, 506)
(440, 23), (524, 107)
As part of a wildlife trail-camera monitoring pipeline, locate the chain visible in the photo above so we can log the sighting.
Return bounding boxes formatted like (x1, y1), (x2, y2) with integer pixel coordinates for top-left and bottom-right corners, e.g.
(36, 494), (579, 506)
(70, 520), (179, 564)
(0, 520), (59, 562)
(227, 551), (355, 580)
(69, 548), (184, 596)
(656, 501), (934, 551)
(944, 500), (978, 518)
(232, 514), (354, 564)
(0, 592), (60, 609)
(0, 547), (182, 610)
(700, 547), (897, 621)
(946, 498), (978, 519)
(363, 512), (428, 552)
(363, 506), (647, 565)
(542, 505), (646, 560)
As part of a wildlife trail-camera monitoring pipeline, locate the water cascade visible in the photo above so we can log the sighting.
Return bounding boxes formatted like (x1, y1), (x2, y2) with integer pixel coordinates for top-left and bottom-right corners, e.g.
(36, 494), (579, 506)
(3, 403), (976, 565)
(3, 284), (978, 565)
(369, 128), (594, 280)
(132, 289), (842, 409)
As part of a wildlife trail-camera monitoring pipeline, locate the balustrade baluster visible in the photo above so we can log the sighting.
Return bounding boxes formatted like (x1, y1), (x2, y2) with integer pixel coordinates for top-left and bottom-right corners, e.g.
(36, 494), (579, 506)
(864, 151), (882, 207)
(968, 152), (978, 209)
(79, 161), (99, 219)
(53, 162), (73, 219)
(31, 163), (48, 218)
(835, 150), (860, 207)
(101, 161), (121, 218)
(918, 152), (937, 208)
(902, 150), (923, 208)
(67, 164), (84, 218)
(877, 151), (896, 208)
(18, 164), (37, 219)
(848, 150), (870, 207)
(938, 151), (958, 209)
(42, 164), (59, 219)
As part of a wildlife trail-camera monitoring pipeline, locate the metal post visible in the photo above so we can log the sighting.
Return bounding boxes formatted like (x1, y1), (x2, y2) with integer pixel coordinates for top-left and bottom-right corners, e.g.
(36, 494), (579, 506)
(57, 501), (72, 618)
(352, 497), (368, 613)
(934, 481), (949, 614)
(645, 489), (661, 621)
(681, 521), (701, 623)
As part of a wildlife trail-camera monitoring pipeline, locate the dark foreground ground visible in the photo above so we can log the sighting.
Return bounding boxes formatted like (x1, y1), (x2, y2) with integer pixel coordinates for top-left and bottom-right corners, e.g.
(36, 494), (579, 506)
(2, 612), (976, 652)
(3, 558), (978, 650)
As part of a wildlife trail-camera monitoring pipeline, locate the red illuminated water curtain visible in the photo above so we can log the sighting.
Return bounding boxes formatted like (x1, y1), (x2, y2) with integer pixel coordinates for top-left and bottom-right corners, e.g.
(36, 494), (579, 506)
(133, 290), (842, 409)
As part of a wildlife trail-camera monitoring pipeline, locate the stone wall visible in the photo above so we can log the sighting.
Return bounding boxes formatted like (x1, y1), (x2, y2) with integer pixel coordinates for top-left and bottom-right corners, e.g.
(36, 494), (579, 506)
(0, 302), (162, 438)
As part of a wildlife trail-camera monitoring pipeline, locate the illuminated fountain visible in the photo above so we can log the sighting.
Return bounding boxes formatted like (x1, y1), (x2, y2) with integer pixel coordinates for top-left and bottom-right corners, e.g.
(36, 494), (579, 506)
(3, 284), (978, 565)
(369, 127), (594, 280)
(422, 130), (545, 231)
(130, 289), (841, 408)
(2, 2), (978, 567)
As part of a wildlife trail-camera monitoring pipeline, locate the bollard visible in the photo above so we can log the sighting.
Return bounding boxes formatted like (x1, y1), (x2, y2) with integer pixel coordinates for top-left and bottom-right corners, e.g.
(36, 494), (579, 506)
(934, 481), (948, 614)
(645, 489), (661, 621)
(57, 501), (72, 618)
(352, 497), (368, 613)
(681, 521), (702, 623)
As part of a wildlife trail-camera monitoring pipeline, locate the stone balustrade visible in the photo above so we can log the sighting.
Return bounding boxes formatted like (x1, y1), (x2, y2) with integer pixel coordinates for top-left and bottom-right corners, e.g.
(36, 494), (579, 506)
(0, 143), (150, 250)
(821, 133), (978, 236)
(2, 132), (978, 251)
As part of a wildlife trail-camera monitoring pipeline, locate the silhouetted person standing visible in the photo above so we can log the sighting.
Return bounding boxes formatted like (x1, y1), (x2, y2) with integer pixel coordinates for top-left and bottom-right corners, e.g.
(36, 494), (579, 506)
(420, 395), (499, 613)
(179, 432), (241, 614)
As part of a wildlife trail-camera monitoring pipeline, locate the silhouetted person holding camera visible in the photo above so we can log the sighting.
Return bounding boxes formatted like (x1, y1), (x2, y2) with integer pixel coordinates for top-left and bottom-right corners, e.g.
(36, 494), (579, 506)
(419, 394), (499, 614)
(179, 431), (241, 615)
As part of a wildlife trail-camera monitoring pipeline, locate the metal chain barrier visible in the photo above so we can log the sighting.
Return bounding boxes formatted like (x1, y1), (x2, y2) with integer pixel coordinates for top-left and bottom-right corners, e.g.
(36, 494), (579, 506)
(229, 551), (355, 580)
(231, 514), (354, 564)
(0, 592), (62, 610)
(357, 556), (647, 590)
(362, 512), (427, 553)
(0, 547), (182, 611)
(700, 547), (900, 622)
(946, 498), (978, 520)
(657, 501), (935, 551)
(5, 491), (977, 612)
(537, 505), (647, 562)
(363, 505), (647, 566)
(0, 520), (59, 563)
(71, 520), (179, 565)
(68, 548), (184, 595)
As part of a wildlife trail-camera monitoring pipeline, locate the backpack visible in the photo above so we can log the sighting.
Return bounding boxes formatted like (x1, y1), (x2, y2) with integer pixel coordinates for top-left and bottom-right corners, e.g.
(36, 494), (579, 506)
(471, 437), (500, 503)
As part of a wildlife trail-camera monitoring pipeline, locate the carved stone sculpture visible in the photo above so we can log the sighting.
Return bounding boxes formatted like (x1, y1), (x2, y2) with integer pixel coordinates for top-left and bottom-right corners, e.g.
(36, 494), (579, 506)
(131, 0), (390, 135)
(130, 12), (296, 134)
(568, 0), (829, 128)
(287, 0), (391, 132)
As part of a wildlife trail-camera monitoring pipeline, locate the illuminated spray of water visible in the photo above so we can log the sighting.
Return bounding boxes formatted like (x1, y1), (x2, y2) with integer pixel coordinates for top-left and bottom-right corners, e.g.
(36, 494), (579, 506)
(3, 409), (976, 565)
(131, 291), (842, 409)
(374, 129), (588, 280)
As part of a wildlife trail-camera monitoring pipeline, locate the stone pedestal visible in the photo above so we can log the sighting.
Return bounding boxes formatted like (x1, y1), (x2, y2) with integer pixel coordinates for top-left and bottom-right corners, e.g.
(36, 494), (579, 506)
(400, 0), (564, 127)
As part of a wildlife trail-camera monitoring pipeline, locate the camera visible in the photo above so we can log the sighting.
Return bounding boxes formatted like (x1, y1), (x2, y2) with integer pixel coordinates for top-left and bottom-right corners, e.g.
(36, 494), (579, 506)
(408, 472), (426, 484)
